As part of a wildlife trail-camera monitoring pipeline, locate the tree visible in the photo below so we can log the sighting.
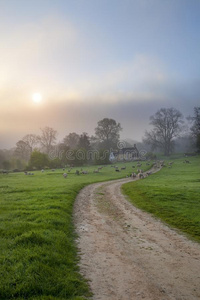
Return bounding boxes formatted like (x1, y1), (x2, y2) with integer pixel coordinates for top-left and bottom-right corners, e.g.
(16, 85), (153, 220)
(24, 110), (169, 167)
(28, 150), (49, 169)
(78, 132), (91, 150)
(2, 160), (11, 170)
(39, 126), (57, 155)
(14, 140), (32, 161)
(95, 118), (122, 150)
(143, 108), (184, 156)
(94, 149), (110, 165)
(189, 107), (200, 153)
(63, 132), (80, 149)
(0, 150), (6, 168)
(22, 134), (40, 152)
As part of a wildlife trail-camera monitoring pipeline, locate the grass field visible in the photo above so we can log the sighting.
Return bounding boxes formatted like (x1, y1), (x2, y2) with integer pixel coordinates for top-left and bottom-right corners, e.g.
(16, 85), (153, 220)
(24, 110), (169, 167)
(0, 162), (150, 300)
(122, 155), (200, 243)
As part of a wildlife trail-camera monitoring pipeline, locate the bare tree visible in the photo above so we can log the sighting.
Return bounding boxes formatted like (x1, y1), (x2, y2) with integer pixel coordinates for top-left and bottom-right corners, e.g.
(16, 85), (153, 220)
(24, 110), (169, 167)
(95, 118), (122, 149)
(39, 126), (57, 154)
(22, 134), (40, 152)
(143, 108), (184, 156)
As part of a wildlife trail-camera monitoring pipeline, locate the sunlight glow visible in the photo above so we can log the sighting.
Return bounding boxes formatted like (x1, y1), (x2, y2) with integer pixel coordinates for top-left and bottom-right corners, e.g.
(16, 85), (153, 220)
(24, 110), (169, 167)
(32, 93), (42, 103)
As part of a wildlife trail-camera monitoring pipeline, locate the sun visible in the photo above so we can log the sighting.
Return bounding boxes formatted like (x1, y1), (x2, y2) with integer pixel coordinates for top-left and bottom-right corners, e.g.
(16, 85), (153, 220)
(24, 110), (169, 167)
(32, 93), (42, 103)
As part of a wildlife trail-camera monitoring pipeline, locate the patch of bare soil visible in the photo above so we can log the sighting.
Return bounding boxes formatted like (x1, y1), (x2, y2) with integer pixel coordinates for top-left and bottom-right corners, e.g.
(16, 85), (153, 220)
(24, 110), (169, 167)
(73, 171), (200, 300)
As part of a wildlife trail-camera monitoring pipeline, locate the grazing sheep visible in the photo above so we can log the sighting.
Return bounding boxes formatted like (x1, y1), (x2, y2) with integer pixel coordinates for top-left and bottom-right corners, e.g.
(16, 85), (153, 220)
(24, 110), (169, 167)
(132, 165), (135, 168)
(138, 172), (144, 179)
(2, 170), (8, 174)
(115, 169), (120, 172)
(41, 169), (44, 172)
(146, 171), (152, 176)
(52, 169), (55, 172)
(82, 171), (88, 174)
(75, 170), (80, 175)
(131, 172), (136, 178)
(160, 163), (166, 167)
(121, 166), (126, 170)
(93, 170), (99, 173)
(63, 173), (67, 178)
(184, 160), (191, 164)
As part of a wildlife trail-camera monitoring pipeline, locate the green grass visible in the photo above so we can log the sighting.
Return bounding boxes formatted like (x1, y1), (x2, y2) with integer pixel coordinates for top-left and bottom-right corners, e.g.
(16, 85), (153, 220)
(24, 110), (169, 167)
(0, 162), (150, 300)
(122, 156), (200, 242)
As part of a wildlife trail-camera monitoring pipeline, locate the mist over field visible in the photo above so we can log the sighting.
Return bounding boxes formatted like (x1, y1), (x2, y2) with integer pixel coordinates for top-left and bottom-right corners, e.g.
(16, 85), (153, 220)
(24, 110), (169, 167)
(0, 0), (200, 149)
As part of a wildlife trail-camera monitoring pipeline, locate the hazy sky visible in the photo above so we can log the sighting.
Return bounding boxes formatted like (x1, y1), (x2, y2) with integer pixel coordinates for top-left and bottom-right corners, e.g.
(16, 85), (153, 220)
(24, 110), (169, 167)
(0, 0), (200, 148)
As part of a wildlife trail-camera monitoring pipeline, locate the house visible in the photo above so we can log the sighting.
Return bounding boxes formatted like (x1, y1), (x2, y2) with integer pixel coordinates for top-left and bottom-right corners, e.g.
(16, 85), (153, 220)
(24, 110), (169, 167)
(109, 144), (139, 162)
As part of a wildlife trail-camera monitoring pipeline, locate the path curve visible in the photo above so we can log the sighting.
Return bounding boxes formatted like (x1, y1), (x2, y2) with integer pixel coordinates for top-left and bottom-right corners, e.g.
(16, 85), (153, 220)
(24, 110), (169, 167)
(73, 171), (200, 300)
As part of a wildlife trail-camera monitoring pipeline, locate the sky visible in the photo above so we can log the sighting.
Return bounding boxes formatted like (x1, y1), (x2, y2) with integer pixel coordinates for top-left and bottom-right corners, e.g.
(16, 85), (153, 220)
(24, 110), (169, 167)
(0, 0), (200, 148)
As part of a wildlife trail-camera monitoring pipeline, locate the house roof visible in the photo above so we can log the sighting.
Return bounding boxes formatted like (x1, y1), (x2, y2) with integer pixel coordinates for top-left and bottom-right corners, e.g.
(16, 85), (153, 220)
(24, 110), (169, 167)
(112, 146), (139, 155)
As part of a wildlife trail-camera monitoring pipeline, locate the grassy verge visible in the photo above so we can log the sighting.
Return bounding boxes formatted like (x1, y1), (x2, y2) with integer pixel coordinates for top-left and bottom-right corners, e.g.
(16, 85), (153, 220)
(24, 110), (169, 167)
(122, 156), (200, 242)
(0, 162), (150, 300)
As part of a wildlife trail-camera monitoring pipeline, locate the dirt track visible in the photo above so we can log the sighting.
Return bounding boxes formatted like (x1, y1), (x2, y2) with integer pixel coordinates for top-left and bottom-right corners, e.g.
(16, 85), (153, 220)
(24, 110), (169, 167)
(73, 173), (200, 300)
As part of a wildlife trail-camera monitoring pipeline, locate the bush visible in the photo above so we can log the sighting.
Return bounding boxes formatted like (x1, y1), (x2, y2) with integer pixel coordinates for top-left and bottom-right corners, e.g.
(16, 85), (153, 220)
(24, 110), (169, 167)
(145, 152), (157, 160)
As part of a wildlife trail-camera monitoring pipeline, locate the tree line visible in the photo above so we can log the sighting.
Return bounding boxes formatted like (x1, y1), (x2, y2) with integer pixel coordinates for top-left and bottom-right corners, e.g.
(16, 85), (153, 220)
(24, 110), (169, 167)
(0, 107), (199, 170)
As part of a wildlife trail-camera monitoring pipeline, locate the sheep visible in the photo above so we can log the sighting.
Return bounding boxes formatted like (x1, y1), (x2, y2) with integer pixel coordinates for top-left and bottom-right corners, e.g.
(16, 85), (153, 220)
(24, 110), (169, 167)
(63, 173), (67, 178)
(41, 169), (44, 172)
(146, 171), (152, 176)
(93, 170), (99, 173)
(75, 170), (80, 175)
(82, 171), (88, 174)
(121, 166), (126, 170)
(137, 172), (144, 179)
(184, 160), (191, 164)
(131, 172), (136, 178)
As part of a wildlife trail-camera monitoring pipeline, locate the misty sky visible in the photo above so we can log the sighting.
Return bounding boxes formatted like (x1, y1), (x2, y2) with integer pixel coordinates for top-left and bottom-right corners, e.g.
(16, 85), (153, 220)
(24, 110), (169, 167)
(0, 0), (200, 148)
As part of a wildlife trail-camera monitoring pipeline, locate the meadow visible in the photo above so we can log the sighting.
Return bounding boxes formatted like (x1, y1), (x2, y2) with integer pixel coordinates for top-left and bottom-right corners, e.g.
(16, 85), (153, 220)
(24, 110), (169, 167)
(122, 155), (200, 243)
(0, 162), (149, 300)
(1, 156), (199, 299)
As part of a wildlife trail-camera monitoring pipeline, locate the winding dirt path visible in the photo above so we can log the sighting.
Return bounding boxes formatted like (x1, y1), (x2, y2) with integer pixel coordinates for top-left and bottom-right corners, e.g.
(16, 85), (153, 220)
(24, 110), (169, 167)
(73, 172), (200, 300)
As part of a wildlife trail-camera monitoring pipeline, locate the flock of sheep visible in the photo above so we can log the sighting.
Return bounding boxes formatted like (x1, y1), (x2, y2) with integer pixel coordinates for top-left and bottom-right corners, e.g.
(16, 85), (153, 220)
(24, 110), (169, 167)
(2, 158), (192, 179)
(20, 160), (174, 179)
